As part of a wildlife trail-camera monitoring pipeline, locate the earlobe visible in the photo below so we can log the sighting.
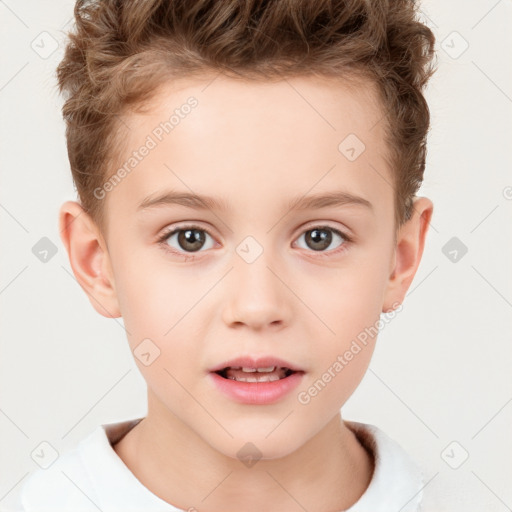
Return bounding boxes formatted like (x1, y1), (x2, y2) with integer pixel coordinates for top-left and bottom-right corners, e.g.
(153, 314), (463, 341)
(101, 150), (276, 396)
(382, 197), (434, 312)
(59, 201), (121, 318)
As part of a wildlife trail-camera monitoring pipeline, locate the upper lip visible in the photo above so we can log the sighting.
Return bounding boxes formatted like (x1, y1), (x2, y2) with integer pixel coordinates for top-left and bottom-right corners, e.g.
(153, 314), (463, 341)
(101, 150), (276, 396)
(209, 356), (304, 373)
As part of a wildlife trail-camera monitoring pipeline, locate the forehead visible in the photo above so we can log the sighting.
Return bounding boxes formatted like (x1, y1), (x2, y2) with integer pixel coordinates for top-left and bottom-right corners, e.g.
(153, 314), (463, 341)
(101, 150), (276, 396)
(104, 74), (392, 223)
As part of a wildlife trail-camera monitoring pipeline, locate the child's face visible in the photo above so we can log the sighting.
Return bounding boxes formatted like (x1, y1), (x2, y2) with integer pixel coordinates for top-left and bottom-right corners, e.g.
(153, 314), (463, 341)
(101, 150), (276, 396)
(66, 74), (429, 459)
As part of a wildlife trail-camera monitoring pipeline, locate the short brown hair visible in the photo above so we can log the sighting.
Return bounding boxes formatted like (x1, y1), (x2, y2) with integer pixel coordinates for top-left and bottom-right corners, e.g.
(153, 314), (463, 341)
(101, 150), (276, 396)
(56, 0), (436, 234)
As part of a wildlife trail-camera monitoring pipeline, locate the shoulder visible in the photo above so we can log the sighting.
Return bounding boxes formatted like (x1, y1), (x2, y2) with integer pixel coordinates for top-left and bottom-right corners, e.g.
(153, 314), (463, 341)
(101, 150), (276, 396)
(5, 417), (180, 512)
(5, 427), (105, 512)
(6, 420), (120, 512)
(344, 421), (425, 512)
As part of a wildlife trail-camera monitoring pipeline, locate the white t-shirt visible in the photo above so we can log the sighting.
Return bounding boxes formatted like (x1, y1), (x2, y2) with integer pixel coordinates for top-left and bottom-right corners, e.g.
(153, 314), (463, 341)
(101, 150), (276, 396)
(3, 417), (425, 512)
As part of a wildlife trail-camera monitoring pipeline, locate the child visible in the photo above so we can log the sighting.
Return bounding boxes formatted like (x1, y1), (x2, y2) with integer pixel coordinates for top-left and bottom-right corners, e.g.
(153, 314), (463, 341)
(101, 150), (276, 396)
(7, 0), (436, 510)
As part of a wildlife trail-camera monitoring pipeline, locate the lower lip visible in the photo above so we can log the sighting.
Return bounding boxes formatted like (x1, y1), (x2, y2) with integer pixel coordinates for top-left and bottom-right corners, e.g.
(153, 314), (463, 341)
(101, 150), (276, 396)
(209, 371), (304, 405)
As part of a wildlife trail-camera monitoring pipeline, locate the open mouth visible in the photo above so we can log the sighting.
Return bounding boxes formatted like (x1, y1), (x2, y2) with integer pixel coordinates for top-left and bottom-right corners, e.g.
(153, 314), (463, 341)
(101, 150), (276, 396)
(210, 361), (305, 404)
(215, 366), (297, 383)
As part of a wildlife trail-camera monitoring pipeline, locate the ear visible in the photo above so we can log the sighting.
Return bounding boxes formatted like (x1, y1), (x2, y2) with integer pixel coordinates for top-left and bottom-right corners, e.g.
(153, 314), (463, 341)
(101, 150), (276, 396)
(382, 197), (434, 312)
(59, 201), (121, 318)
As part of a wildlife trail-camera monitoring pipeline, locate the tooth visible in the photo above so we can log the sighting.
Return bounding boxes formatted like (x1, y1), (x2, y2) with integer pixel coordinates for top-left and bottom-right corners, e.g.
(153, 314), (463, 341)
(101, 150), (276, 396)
(241, 366), (277, 373)
(232, 374), (283, 383)
(240, 366), (277, 373)
(256, 366), (275, 372)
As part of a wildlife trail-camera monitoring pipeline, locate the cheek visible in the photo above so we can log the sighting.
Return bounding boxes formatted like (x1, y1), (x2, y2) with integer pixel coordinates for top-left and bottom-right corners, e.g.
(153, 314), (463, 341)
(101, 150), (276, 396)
(114, 264), (205, 409)
(114, 252), (191, 336)
(295, 253), (390, 403)
(298, 311), (378, 416)
(113, 257), (209, 367)
(302, 256), (390, 338)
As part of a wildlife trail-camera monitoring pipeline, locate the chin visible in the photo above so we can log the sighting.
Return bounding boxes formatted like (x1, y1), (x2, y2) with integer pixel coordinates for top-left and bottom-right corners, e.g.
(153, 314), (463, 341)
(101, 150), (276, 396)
(209, 431), (306, 463)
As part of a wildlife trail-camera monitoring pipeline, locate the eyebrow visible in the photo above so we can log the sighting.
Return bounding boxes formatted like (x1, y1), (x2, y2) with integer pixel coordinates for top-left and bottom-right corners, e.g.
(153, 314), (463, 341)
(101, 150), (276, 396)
(137, 190), (373, 213)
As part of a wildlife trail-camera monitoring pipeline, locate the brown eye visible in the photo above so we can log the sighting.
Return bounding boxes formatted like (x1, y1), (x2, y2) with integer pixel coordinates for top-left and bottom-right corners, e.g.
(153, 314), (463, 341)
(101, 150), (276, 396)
(175, 228), (206, 252)
(159, 225), (215, 254)
(296, 226), (347, 253)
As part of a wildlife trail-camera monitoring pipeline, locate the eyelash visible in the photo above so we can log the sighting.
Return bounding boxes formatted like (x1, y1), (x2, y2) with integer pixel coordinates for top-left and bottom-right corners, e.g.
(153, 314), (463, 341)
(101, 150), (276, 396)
(156, 223), (352, 261)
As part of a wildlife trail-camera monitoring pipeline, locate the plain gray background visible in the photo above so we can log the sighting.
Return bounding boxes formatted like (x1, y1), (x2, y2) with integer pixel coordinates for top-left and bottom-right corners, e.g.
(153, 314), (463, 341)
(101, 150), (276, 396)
(1, 1), (511, 510)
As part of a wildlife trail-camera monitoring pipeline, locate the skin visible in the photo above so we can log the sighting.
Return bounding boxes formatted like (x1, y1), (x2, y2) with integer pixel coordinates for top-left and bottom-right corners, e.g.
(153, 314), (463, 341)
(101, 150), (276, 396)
(59, 74), (433, 512)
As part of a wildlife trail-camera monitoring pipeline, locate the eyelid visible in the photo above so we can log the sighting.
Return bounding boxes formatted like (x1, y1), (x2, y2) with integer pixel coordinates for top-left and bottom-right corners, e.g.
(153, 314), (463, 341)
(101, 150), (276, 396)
(158, 221), (351, 242)
(157, 222), (216, 245)
(158, 220), (215, 236)
(292, 223), (352, 257)
(297, 220), (353, 240)
(157, 221), (353, 259)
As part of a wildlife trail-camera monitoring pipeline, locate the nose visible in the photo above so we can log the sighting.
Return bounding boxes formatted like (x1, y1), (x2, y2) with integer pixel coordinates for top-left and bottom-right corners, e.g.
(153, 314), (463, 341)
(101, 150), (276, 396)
(222, 251), (292, 331)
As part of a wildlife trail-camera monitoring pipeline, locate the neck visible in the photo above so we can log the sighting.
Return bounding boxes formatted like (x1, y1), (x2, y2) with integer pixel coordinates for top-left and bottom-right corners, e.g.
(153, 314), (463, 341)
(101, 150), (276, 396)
(113, 397), (374, 512)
